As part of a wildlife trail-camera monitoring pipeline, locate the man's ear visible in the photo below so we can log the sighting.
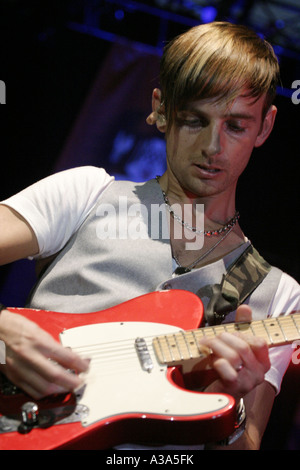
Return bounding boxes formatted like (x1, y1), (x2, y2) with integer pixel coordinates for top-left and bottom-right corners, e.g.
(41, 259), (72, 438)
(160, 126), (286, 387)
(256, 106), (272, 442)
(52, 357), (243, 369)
(146, 88), (167, 133)
(254, 105), (277, 148)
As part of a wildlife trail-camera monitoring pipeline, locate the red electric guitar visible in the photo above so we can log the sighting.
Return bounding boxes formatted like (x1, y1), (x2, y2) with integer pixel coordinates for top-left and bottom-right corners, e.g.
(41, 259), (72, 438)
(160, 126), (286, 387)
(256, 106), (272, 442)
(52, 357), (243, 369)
(0, 290), (299, 450)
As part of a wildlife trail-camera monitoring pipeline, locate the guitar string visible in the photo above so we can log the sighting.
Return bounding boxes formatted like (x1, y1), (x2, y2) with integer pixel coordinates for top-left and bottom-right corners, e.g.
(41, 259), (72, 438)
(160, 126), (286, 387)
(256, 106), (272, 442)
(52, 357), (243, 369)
(69, 314), (299, 365)
(71, 315), (299, 357)
(73, 314), (300, 355)
(68, 314), (299, 370)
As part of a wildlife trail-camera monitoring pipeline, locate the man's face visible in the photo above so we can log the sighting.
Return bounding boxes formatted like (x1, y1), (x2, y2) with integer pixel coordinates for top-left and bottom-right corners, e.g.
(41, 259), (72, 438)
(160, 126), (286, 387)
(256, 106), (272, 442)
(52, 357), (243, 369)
(165, 93), (275, 201)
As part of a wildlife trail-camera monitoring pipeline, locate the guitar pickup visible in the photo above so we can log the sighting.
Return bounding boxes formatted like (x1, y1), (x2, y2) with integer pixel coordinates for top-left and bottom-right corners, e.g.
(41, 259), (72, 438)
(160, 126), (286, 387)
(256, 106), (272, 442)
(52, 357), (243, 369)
(135, 337), (153, 373)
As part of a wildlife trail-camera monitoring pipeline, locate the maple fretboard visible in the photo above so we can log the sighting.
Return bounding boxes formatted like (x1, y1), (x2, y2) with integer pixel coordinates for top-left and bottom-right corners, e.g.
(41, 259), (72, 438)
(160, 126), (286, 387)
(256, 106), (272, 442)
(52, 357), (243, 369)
(153, 312), (300, 366)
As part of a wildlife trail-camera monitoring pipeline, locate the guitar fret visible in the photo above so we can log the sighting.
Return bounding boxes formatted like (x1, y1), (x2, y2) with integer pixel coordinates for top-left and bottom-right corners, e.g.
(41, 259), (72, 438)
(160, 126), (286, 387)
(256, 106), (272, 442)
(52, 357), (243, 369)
(222, 323), (236, 334)
(153, 313), (300, 367)
(200, 327), (216, 338)
(291, 315), (300, 335)
(191, 330), (205, 357)
(249, 323), (255, 336)
(178, 332), (195, 360)
(277, 316), (299, 343)
(190, 330), (211, 359)
(248, 321), (270, 343)
(277, 318), (288, 342)
(232, 322), (251, 333)
(176, 331), (206, 361)
(173, 334), (183, 361)
(279, 315), (300, 341)
(212, 325), (224, 336)
(262, 320), (273, 344)
(165, 335), (176, 362)
(152, 337), (166, 365)
(179, 331), (193, 360)
(264, 318), (286, 345)
(175, 333), (192, 361)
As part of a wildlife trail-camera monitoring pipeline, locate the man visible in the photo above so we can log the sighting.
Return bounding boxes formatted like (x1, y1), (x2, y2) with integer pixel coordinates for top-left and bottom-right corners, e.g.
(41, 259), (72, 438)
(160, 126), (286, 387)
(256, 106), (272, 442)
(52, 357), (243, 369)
(0, 22), (299, 450)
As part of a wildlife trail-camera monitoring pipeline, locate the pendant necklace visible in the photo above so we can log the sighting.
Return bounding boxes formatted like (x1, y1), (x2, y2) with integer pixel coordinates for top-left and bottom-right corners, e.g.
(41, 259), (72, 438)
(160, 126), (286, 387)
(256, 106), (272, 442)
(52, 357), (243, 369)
(155, 176), (240, 275)
(173, 224), (235, 275)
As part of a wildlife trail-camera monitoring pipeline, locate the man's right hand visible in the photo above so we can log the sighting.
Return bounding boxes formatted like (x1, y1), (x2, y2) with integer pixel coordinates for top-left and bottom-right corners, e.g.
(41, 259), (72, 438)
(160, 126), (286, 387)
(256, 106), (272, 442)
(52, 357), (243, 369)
(0, 309), (90, 399)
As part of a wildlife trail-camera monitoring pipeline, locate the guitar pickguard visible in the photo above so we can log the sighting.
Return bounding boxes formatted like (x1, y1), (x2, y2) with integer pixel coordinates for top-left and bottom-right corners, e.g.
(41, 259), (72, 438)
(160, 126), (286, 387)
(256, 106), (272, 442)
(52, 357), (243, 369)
(60, 321), (230, 428)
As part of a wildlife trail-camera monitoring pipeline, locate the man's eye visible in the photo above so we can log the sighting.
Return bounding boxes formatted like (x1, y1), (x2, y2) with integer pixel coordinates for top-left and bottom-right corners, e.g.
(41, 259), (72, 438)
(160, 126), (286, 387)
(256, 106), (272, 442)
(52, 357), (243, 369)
(176, 113), (207, 129)
(176, 117), (205, 128)
(227, 122), (245, 133)
(184, 119), (202, 127)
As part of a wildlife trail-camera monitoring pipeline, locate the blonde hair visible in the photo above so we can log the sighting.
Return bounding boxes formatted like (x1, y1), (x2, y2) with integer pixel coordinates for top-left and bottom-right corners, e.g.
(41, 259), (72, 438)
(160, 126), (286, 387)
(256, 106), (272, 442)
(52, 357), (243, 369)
(159, 22), (280, 126)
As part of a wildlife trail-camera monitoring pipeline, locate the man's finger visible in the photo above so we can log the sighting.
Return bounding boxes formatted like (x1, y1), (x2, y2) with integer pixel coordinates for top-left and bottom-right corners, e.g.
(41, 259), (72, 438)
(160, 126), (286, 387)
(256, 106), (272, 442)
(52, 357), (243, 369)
(235, 304), (252, 323)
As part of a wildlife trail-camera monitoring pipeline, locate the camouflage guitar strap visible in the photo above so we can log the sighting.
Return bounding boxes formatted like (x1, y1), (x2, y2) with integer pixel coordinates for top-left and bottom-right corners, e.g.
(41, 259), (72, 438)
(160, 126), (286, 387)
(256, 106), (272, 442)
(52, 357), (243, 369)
(203, 244), (272, 325)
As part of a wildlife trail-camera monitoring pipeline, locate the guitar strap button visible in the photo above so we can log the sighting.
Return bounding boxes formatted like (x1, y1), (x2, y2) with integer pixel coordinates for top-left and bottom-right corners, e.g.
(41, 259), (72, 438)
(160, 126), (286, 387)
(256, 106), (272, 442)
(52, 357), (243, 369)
(21, 401), (39, 427)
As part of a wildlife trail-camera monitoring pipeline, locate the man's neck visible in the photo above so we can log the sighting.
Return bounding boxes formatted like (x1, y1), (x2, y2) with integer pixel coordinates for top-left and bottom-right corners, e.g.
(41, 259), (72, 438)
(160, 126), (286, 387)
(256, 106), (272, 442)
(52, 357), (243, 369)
(157, 172), (237, 225)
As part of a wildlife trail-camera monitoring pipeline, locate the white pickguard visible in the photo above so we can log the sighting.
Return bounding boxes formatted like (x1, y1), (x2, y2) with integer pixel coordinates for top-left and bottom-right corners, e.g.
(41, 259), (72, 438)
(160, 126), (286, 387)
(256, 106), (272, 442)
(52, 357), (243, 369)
(60, 322), (230, 427)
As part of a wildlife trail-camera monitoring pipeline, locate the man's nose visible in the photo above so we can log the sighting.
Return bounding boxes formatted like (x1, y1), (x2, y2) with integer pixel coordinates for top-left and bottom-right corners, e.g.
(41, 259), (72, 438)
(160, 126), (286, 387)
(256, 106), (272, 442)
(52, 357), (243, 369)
(200, 122), (221, 158)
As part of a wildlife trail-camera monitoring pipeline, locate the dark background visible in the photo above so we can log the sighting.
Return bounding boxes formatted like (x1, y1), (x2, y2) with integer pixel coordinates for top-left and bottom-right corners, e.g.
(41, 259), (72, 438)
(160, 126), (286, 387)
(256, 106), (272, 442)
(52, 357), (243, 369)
(0, 0), (299, 450)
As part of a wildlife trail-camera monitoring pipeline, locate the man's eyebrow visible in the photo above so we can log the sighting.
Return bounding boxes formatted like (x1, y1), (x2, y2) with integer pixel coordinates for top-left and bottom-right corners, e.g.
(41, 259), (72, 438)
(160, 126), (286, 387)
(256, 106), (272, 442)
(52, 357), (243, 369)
(223, 112), (257, 121)
(178, 107), (257, 121)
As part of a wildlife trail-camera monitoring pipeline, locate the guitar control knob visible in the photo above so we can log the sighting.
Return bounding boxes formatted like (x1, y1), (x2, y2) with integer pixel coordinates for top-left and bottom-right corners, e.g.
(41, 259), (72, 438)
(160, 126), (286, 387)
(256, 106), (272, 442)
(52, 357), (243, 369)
(21, 401), (39, 427)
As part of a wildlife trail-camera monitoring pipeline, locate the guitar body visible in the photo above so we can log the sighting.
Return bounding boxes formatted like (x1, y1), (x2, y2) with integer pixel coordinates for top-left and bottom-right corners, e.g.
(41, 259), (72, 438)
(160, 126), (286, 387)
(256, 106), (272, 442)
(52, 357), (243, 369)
(0, 290), (236, 450)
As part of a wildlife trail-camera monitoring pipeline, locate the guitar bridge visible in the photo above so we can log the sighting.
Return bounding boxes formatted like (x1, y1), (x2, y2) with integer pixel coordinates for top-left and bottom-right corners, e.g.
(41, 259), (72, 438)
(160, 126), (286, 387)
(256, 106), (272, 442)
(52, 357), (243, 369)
(135, 337), (153, 373)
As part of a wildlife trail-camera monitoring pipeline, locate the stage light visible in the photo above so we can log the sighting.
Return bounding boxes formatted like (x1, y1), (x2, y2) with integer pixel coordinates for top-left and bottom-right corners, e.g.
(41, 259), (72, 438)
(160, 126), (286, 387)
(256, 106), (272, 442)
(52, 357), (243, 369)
(201, 6), (217, 23)
(115, 9), (125, 21)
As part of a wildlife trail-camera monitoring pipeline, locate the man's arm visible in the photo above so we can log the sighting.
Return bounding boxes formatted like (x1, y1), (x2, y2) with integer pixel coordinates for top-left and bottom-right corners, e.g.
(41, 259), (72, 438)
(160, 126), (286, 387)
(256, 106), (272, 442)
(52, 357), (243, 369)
(198, 305), (274, 450)
(0, 205), (90, 397)
(205, 380), (275, 450)
(0, 205), (39, 264)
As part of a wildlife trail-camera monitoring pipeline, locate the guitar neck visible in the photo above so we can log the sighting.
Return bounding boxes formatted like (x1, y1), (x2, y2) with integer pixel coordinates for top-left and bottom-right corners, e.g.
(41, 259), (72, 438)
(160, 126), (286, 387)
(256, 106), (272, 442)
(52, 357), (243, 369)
(153, 312), (300, 367)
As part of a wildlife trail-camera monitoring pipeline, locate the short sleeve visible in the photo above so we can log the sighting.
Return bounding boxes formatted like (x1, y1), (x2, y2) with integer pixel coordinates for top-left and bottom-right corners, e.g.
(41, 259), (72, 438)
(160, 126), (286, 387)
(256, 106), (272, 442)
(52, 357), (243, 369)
(264, 273), (300, 394)
(1, 166), (114, 258)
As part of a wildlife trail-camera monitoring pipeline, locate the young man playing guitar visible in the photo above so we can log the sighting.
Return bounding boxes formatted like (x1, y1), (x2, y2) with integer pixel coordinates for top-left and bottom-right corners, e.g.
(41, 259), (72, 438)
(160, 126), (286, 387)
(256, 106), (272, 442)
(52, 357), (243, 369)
(0, 22), (299, 450)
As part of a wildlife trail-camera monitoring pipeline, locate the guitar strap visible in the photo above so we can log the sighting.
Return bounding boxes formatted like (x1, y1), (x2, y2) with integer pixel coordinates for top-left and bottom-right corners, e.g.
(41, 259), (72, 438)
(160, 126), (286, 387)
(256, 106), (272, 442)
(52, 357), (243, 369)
(201, 244), (272, 325)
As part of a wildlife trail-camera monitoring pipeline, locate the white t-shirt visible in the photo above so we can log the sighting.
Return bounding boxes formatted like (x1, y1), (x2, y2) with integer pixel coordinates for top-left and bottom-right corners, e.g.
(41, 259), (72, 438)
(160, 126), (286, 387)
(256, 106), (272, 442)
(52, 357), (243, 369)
(1, 166), (299, 396)
(2, 166), (115, 259)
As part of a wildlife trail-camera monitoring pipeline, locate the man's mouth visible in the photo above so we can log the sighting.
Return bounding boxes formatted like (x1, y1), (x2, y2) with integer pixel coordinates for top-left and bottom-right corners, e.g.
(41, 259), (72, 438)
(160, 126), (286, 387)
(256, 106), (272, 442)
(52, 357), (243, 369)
(194, 163), (221, 174)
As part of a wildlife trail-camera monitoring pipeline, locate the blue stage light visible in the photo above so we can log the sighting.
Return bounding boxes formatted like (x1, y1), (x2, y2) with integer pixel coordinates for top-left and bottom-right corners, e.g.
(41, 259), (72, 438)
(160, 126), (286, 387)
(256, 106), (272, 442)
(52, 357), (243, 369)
(201, 6), (217, 23)
(115, 9), (125, 21)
